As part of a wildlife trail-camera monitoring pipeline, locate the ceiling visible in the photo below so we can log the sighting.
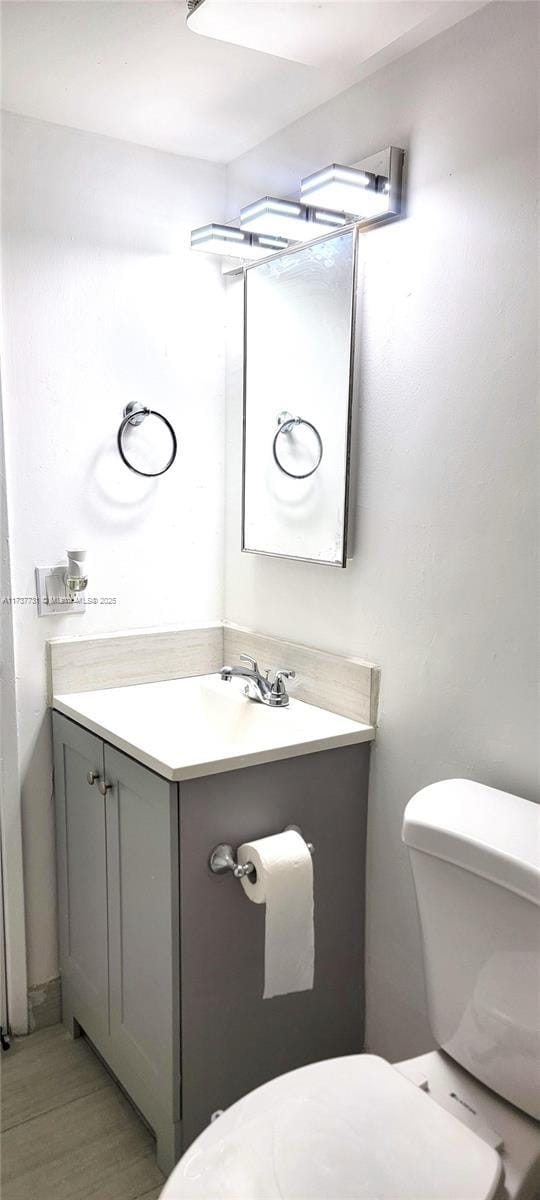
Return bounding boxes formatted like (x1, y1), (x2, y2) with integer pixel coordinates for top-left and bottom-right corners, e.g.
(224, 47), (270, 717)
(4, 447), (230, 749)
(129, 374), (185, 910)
(0, 0), (486, 163)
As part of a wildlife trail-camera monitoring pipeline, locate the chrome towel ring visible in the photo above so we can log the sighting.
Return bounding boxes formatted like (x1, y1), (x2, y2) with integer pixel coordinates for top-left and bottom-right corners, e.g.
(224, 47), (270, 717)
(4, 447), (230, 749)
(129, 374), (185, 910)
(117, 402), (178, 477)
(273, 411), (323, 479)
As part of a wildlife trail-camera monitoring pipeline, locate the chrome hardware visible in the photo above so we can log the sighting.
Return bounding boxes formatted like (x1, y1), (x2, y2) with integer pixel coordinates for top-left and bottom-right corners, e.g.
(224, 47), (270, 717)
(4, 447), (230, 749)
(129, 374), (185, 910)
(209, 827), (314, 879)
(270, 669), (296, 707)
(117, 402), (178, 478)
(98, 780), (113, 796)
(87, 770), (99, 786)
(273, 412), (323, 479)
(220, 657), (296, 707)
(285, 824), (315, 857)
(208, 844), (256, 878)
(240, 653), (259, 672)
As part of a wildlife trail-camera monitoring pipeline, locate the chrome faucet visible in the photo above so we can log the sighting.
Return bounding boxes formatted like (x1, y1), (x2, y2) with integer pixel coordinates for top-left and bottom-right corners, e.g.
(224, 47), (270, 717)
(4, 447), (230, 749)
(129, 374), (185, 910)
(221, 655), (296, 708)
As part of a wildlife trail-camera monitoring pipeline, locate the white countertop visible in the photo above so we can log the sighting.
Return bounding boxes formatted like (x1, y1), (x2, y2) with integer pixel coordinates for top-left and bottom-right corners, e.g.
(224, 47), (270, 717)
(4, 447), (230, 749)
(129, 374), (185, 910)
(53, 673), (374, 781)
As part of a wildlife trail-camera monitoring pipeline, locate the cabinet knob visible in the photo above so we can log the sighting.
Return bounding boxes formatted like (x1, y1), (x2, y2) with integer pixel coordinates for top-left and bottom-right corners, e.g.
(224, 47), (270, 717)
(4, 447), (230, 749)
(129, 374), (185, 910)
(87, 770), (99, 786)
(98, 780), (113, 796)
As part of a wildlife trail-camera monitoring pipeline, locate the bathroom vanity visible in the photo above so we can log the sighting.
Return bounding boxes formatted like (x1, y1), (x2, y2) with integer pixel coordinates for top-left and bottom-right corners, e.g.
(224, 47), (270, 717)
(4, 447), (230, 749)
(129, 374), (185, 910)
(52, 670), (374, 1171)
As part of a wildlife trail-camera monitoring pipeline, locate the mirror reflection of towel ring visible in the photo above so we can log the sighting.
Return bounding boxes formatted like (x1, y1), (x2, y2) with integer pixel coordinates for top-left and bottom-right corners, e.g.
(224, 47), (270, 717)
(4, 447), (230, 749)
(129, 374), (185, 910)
(117, 402), (178, 477)
(273, 411), (323, 479)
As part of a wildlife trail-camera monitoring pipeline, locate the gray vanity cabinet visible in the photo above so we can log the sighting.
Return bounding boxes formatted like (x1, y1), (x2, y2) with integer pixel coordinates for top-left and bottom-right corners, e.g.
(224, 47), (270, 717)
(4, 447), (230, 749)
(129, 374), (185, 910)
(177, 746), (370, 1150)
(53, 712), (181, 1168)
(53, 709), (370, 1175)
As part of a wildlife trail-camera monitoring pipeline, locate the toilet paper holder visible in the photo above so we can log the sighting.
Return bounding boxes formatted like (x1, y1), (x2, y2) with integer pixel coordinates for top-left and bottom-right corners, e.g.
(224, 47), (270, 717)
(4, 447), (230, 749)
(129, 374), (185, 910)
(209, 826), (314, 880)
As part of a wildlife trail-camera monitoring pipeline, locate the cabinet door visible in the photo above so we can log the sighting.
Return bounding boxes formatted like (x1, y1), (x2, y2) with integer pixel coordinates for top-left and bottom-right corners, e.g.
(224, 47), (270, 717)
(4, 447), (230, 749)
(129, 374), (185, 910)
(53, 712), (109, 1048)
(104, 746), (180, 1133)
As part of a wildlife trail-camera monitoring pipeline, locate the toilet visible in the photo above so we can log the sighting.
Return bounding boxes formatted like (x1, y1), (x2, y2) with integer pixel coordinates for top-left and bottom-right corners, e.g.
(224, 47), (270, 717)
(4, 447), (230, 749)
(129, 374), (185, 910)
(161, 779), (540, 1200)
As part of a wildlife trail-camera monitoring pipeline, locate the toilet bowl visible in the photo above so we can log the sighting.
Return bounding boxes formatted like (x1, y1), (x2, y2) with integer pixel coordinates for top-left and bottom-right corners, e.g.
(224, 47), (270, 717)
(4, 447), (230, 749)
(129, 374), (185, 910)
(161, 780), (540, 1200)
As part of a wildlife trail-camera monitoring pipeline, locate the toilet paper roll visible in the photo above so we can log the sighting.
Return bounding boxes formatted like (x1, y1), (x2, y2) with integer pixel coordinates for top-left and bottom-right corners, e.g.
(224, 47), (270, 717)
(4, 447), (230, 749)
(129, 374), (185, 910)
(237, 829), (314, 1000)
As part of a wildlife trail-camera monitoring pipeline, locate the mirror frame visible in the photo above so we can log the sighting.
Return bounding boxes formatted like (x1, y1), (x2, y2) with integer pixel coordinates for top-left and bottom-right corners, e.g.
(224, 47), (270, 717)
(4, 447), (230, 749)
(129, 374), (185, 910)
(241, 223), (360, 568)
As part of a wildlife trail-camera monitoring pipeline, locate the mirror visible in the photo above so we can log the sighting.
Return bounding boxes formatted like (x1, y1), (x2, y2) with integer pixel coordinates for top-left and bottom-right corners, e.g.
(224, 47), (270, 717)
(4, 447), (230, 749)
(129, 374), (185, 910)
(242, 227), (358, 567)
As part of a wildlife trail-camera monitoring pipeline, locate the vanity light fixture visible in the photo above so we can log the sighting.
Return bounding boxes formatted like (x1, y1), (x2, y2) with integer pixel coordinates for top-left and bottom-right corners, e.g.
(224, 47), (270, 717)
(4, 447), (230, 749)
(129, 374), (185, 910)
(301, 164), (386, 219)
(239, 196), (349, 242)
(253, 233), (292, 255)
(240, 197), (306, 239)
(310, 208), (350, 229)
(190, 150), (404, 268)
(190, 222), (289, 259)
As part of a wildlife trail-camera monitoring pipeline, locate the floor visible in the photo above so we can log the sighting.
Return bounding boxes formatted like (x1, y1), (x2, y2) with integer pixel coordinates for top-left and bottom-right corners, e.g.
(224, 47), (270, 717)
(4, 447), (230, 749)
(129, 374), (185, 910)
(1, 1024), (165, 1200)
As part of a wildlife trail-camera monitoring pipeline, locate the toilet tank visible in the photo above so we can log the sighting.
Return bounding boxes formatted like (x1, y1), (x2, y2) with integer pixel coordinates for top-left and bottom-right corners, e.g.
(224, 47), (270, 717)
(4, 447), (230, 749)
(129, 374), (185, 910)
(403, 779), (540, 1120)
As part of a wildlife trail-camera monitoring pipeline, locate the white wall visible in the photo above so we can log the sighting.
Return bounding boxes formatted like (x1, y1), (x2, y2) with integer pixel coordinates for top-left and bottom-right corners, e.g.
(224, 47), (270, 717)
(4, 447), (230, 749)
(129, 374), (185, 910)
(1, 113), (227, 987)
(1, 379), (28, 1031)
(224, 2), (539, 1059)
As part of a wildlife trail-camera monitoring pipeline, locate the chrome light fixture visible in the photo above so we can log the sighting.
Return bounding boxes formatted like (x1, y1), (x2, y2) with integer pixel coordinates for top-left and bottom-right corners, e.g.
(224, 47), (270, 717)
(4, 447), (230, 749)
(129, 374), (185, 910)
(239, 196), (349, 242)
(190, 223), (289, 259)
(301, 164), (383, 217)
(302, 148), (404, 222)
(189, 150), (404, 266)
(252, 233), (292, 256)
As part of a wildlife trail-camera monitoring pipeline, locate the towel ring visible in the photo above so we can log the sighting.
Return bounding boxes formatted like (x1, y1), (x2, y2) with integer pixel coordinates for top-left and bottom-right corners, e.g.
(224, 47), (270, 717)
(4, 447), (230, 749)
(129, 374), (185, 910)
(117, 403), (178, 477)
(273, 411), (323, 479)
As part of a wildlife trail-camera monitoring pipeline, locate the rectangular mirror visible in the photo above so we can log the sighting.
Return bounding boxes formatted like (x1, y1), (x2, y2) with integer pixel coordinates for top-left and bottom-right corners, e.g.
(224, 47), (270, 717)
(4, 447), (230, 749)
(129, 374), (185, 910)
(242, 227), (359, 567)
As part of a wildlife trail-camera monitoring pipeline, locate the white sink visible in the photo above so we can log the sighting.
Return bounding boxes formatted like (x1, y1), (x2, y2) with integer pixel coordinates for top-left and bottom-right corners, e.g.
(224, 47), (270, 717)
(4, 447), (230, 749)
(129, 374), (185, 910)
(53, 673), (374, 780)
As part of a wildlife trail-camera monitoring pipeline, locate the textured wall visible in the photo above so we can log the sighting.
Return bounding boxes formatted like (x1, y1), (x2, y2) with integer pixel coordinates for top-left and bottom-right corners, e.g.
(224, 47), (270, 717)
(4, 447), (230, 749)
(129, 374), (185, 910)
(1, 114), (227, 986)
(224, 3), (539, 1059)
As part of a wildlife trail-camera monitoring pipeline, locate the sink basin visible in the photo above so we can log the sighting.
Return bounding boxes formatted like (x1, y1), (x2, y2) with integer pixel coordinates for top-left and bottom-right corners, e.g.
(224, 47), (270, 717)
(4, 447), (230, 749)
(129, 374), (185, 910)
(53, 673), (374, 780)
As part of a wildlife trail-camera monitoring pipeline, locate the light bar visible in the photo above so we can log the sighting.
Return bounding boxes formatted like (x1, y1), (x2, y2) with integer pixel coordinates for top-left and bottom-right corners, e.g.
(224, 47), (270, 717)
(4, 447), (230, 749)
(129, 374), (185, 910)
(240, 197), (306, 239)
(240, 196), (349, 242)
(190, 223), (289, 259)
(311, 209), (348, 228)
(252, 233), (291, 255)
(301, 164), (386, 219)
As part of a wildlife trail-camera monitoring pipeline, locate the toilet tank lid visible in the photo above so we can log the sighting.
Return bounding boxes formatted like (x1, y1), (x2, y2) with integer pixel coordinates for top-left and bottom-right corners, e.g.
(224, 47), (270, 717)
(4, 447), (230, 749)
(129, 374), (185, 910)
(403, 779), (540, 906)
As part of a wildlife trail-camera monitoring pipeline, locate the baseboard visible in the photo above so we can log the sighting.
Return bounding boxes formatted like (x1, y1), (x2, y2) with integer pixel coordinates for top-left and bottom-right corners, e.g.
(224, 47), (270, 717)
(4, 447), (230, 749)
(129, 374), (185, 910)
(28, 976), (62, 1031)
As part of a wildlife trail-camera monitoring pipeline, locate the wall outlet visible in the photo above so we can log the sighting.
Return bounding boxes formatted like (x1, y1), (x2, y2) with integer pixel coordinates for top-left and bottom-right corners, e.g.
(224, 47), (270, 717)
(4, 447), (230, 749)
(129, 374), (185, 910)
(35, 567), (85, 617)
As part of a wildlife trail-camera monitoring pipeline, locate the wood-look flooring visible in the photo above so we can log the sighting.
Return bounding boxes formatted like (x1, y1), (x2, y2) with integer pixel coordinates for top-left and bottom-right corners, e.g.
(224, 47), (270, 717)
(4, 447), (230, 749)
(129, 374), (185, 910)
(1, 1024), (165, 1200)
